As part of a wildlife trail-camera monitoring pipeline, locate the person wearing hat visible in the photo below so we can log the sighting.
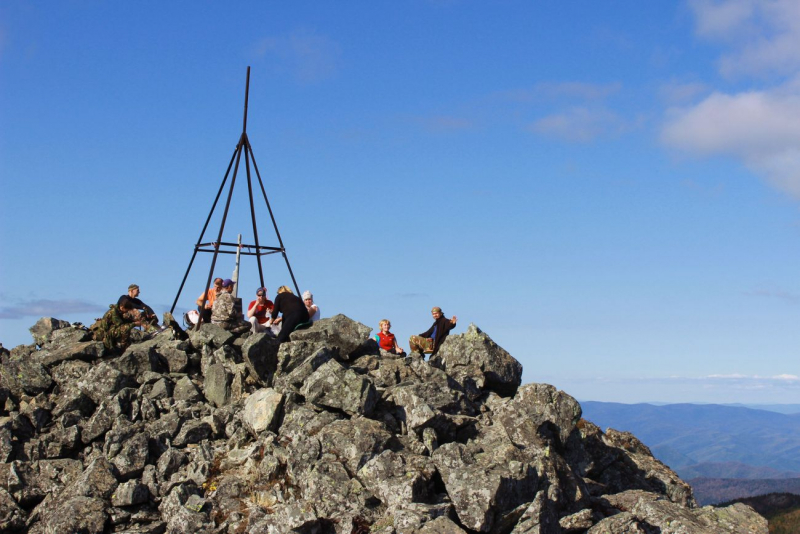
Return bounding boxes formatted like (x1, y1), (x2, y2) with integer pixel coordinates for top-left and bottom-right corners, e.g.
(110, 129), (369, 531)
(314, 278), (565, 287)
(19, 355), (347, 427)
(196, 277), (224, 324)
(247, 287), (274, 334)
(302, 290), (320, 323)
(211, 278), (239, 329)
(117, 283), (158, 327)
(409, 307), (457, 357)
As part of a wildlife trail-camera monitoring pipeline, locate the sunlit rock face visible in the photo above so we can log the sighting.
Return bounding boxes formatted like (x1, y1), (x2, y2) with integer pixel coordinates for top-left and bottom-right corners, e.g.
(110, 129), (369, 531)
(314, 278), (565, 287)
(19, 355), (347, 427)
(0, 316), (768, 533)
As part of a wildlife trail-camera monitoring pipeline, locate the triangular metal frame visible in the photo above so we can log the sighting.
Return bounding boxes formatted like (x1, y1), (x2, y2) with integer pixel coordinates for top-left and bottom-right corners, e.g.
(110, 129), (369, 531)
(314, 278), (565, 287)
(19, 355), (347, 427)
(170, 67), (299, 314)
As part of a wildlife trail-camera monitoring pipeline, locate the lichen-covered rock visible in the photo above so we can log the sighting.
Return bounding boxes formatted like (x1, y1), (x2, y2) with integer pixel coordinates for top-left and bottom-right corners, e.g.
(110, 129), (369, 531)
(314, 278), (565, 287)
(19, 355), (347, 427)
(173, 376), (202, 402)
(301, 359), (378, 416)
(41, 496), (108, 534)
(289, 314), (372, 360)
(494, 383), (582, 447)
(188, 323), (234, 349)
(35, 340), (104, 367)
(0, 487), (25, 532)
(1, 314), (767, 533)
(77, 362), (136, 405)
(241, 332), (279, 385)
(29, 317), (72, 346)
(430, 323), (522, 398)
(111, 480), (150, 506)
(0, 358), (53, 398)
(242, 388), (284, 436)
(203, 363), (232, 407)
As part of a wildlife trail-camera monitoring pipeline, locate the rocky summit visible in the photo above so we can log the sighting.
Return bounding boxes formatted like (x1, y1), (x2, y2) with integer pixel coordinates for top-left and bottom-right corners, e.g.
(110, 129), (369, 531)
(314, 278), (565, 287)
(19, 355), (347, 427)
(0, 315), (767, 533)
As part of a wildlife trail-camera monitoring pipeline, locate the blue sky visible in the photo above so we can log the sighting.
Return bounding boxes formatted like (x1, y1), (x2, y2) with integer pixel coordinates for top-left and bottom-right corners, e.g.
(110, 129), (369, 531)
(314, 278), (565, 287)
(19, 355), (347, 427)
(1, 1), (799, 404)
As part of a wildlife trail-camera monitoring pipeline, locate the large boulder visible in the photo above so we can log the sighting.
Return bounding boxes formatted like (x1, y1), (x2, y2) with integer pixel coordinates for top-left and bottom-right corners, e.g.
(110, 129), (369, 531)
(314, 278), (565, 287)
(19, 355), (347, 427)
(241, 333), (279, 386)
(289, 314), (372, 360)
(0, 358), (53, 398)
(28, 317), (72, 346)
(300, 359), (378, 416)
(77, 363), (136, 405)
(430, 323), (522, 398)
(494, 383), (582, 447)
(242, 388), (284, 436)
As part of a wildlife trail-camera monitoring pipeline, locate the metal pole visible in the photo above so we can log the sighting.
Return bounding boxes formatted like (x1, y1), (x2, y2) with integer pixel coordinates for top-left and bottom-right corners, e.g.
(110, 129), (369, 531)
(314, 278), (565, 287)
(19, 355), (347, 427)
(242, 66), (250, 134)
(202, 134), (246, 312)
(170, 145), (239, 314)
(233, 234), (242, 298)
(243, 138), (265, 289)
(247, 139), (300, 296)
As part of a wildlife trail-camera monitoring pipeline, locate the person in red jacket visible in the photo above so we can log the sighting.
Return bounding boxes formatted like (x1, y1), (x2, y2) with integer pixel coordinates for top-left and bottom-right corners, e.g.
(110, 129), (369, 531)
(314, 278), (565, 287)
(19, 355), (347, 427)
(246, 287), (274, 334)
(409, 307), (457, 357)
(374, 319), (405, 355)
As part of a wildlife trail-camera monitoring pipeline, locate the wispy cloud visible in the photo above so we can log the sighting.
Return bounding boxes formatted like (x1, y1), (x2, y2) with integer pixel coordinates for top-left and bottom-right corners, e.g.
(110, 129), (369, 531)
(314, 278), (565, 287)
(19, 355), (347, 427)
(661, 2), (800, 200)
(529, 107), (628, 143)
(252, 28), (340, 84)
(661, 82), (800, 198)
(744, 287), (800, 304)
(658, 80), (710, 104)
(0, 298), (104, 320)
(689, 0), (800, 78)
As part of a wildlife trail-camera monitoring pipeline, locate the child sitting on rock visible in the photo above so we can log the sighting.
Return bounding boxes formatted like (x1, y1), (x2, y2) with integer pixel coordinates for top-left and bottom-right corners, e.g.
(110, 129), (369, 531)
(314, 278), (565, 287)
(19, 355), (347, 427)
(374, 319), (405, 356)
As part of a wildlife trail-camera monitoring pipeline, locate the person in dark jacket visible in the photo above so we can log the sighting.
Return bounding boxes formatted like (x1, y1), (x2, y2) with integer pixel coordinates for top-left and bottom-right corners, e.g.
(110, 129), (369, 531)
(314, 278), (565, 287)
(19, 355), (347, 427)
(270, 286), (310, 344)
(118, 284), (158, 327)
(409, 306), (457, 357)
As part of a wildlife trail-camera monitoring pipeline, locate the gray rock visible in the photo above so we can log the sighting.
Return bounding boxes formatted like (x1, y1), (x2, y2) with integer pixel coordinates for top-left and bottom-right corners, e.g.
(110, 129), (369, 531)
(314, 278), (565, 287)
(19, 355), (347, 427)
(63, 457), (119, 500)
(289, 314), (372, 360)
(41, 496), (108, 534)
(111, 432), (150, 479)
(77, 363), (136, 405)
(300, 359), (377, 416)
(242, 388), (284, 436)
(586, 512), (648, 533)
(112, 342), (166, 375)
(417, 516), (468, 533)
(317, 416), (392, 474)
(358, 450), (436, 509)
(0, 358), (53, 397)
(188, 323), (233, 349)
(172, 376), (202, 402)
(273, 346), (335, 393)
(35, 340), (104, 367)
(0, 487), (25, 531)
(147, 377), (172, 400)
(241, 333), (279, 386)
(173, 420), (213, 447)
(112, 480), (150, 507)
(29, 317), (72, 346)
(430, 323), (522, 398)
(495, 383), (582, 447)
(203, 363), (232, 407)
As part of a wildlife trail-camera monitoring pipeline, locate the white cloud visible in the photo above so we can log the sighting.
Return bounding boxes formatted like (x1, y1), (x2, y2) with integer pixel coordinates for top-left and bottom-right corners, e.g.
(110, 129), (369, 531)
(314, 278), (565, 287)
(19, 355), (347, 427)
(661, 81), (800, 198)
(690, 0), (800, 78)
(252, 28), (340, 84)
(658, 80), (710, 104)
(529, 107), (626, 143)
(0, 298), (104, 320)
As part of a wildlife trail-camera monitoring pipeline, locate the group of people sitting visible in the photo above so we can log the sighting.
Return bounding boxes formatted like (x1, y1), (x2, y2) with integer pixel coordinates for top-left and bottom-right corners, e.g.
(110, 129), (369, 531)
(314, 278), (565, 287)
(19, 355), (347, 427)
(195, 278), (320, 343)
(374, 307), (458, 358)
(93, 282), (457, 359)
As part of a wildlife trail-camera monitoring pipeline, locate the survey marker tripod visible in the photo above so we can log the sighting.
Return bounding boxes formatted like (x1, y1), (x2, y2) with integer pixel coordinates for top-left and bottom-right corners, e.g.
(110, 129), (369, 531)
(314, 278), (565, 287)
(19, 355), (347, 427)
(170, 67), (300, 315)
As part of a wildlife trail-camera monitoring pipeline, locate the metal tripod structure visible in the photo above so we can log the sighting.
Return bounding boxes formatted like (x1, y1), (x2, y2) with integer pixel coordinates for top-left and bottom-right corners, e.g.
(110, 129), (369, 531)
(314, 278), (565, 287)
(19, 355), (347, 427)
(170, 67), (300, 315)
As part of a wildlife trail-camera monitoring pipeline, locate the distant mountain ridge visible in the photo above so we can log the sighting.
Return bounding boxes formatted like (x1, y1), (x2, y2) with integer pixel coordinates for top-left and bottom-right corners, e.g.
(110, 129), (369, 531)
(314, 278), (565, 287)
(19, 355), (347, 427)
(581, 401), (800, 475)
